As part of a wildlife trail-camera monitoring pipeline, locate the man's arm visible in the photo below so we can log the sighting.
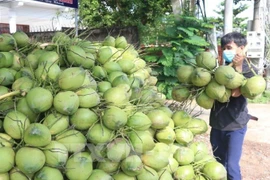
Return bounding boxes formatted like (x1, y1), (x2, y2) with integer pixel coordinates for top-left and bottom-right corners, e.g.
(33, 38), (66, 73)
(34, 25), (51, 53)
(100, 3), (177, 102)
(231, 50), (245, 97)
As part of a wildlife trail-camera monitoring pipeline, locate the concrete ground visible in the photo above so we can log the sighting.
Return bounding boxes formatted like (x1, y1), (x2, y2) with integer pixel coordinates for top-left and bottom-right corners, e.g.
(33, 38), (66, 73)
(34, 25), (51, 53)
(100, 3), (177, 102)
(197, 103), (270, 143)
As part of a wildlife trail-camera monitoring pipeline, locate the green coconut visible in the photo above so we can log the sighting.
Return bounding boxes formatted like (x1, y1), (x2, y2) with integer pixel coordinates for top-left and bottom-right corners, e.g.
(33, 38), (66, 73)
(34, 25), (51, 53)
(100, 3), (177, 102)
(106, 138), (131, 162)
(128, 130), (155, 154)
(196, 51), (217, 70)
(120, 155), (143, 176)
(55, 129), (86, 153)
(23, 123), (51, 147)
(113, 171), (136, 180)
(97, 81), (112, 93)
(82, 52), (95, 69)
(3, 110), (30, 139)
(196, 91), (214, 109)
(58, 67), (86, 91)
(155, 126), (176, 145)
(15, 147), (46, 175)
(117, 58), (135, 73)
(115, 36), (128, 49)
(175, 128), (194, 145)
(225, 71), (246, 89)
(186, 118), (208, 135)
(172, 110), (192, 128)
(53, 91), (79, 115)
(205, 79), (226, 100)
(176, 65), (195, 83)
(103, 85), (130, 107)
(141, 143), (171, 171)
(173, 146), (194, 165)
(86, 123), (114, 145)
(103, 61), (122, 73)
(0, 52), (14, 68)
(102, 106), (128, 130)
(102, 35), (116, 47)
(216, 88), (232, 103)
(76, 88), (100, 108)
(87, 169), (113, 180)
(136, 166), (159, 180)
(65, 152), (93, 180)
(12, 31), (30, 48)
(97, 46), (120, 64)
(81, 71), (98, 90)
(77, 40), (95, 53)
(38, 51), (59, 65)
(12, 76), (34, 93)
(214, 65), (236, 85)
(126, 111), (152, 131)
(240, 75), (266, 99)
(0, 33), (16, 51)
(112, 74), (130, 87)
(15, 67), (35, 80)
(26, 87), (53, 113)
(52, 32), (70, 44)
(0, 68), (15, 86)
(171, 85), (191, 102)
(191, 67), (212, 87)
(66, 45), (86, 66)
(10, 51), (23, 71)
(96, 159), (119, 174)
(174, 165), (195, 180)
(92, 66), (107, 80)
(16, 98), (38, 123)
(43, 113), (69, 135)
(35, 63), (61, 83)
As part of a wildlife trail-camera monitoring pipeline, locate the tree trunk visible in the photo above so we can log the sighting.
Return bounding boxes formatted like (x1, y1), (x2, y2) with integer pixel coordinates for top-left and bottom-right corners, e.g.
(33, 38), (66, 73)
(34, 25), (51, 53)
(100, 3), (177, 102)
(171, 0), (183, 15)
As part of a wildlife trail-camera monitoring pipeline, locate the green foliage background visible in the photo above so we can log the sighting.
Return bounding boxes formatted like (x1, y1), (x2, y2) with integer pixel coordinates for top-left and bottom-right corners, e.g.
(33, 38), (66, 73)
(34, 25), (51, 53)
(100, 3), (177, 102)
(79, 0), (172, 28)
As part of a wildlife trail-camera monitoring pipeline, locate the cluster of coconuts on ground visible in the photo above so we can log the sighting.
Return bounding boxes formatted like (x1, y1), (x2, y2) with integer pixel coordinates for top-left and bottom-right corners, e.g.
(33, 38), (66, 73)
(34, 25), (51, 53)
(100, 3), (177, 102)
(173, 51), (267, 109)
(0, 31), (227, 180)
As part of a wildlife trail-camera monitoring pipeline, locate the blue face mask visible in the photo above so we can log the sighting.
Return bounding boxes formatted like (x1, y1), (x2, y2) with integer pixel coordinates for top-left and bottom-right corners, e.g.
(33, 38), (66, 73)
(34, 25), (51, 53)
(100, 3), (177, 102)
(223, 50), (236, 63)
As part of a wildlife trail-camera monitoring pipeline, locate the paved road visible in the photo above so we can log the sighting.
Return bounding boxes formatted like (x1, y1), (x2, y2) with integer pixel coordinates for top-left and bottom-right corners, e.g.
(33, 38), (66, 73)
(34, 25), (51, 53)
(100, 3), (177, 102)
(197, 103), (270, 143)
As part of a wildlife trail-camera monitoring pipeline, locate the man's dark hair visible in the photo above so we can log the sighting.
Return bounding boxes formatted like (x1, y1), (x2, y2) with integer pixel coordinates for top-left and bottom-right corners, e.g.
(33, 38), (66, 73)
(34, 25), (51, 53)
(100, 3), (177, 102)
(221, 32), (247, 48)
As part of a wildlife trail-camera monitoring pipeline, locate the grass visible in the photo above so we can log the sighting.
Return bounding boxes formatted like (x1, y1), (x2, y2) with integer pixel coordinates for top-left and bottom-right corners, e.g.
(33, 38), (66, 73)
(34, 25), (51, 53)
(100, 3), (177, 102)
(248, 90), (270, 104)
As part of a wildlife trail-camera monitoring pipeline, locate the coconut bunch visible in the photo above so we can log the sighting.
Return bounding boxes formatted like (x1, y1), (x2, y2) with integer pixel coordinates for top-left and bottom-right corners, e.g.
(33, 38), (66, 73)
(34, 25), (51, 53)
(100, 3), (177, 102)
(0, 31), (227, 179)
(173, 51), (267, 109)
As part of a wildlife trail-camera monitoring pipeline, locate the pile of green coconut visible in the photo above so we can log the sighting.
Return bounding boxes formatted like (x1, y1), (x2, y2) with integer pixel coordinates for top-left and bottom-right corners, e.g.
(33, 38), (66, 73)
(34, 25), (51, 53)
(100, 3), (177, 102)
(0, 31), (229, 180)
(172, 51), (266, 109)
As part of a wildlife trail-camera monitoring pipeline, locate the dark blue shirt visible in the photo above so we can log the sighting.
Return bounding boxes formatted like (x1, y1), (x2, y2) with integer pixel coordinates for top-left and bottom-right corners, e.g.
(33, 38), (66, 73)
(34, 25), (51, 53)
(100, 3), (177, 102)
(209, 59), (258, 131)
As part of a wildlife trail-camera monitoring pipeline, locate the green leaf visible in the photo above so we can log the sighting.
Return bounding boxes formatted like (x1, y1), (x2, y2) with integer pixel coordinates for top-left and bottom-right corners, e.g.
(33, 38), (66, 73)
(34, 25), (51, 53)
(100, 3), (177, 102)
(182, 35), (209, 47)
(177, 27), (194, 36)
(143, 55), (159, 62)
(163, 66), (176, 77)
(159, 55), (173, 66)
(183, 51), (194, 58)
(165, 26), (178, 37)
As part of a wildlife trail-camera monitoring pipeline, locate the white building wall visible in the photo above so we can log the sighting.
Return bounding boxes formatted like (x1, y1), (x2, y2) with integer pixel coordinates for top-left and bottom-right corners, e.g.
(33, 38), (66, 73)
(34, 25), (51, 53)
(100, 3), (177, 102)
(0, 0), (75, 32)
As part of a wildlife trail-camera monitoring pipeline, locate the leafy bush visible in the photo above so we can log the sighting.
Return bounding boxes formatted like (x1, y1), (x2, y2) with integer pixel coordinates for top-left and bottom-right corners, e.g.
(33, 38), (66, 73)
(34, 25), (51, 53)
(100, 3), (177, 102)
(141, 15), (214, 98)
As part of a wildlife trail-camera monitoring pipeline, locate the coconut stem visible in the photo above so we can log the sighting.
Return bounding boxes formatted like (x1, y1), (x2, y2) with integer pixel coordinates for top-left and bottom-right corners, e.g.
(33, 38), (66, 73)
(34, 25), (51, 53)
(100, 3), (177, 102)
(0, 90), (21, 101)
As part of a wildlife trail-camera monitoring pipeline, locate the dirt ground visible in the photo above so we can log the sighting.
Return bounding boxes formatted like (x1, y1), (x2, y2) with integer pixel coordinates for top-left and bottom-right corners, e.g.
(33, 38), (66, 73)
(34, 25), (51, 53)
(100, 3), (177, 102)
(197, 103), (270, 180)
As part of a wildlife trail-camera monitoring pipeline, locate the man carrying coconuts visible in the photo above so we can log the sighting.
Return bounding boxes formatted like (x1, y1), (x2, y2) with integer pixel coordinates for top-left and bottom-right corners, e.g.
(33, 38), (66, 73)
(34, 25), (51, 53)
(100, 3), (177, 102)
(209, 31), (258, 180)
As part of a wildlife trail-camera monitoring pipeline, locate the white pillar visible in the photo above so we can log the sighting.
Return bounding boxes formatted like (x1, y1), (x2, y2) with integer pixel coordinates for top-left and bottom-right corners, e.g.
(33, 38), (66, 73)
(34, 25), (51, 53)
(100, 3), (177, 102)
(9, 2), (18, 33)
(224, 0), (233, 34)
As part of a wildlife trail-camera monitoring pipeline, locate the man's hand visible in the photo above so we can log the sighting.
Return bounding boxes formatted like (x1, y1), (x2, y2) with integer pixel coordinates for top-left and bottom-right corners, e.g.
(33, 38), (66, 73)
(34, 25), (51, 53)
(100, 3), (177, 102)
(232, 48), (245, 72)
(231, 87), (242, 97)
